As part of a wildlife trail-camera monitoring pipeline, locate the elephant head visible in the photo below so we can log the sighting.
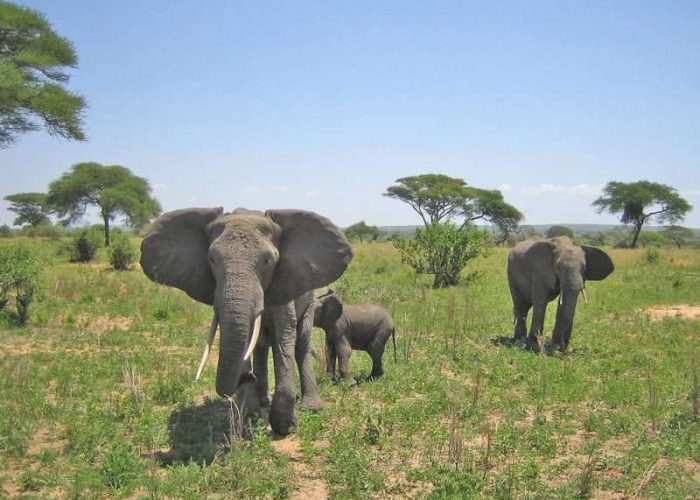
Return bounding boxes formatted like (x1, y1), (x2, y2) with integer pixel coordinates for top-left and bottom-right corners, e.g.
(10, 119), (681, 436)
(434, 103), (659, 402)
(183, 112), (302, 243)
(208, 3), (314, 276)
(140, 208), (353, 398)
(549, 236), (614, 348)
(313, 290), (344, 329)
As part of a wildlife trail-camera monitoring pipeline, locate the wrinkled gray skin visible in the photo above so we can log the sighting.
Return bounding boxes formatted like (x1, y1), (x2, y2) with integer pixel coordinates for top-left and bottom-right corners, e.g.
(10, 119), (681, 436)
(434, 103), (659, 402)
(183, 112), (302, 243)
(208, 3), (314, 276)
(313, 291), (396, 382)
(507, 236), (614, 351)
(141, 208), (353, 435)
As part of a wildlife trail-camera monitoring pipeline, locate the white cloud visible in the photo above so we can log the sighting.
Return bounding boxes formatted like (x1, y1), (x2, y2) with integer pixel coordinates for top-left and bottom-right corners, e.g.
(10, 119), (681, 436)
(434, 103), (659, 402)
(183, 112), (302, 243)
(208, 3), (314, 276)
(499, 184), (512, 192)
(270, 185), (289, 192)
(304, 190), (320, 197)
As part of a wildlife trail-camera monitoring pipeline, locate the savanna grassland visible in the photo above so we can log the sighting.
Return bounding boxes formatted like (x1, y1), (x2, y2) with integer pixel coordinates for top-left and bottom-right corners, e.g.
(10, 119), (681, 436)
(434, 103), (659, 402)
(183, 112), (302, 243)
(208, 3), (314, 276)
(0, 239), (698, 498)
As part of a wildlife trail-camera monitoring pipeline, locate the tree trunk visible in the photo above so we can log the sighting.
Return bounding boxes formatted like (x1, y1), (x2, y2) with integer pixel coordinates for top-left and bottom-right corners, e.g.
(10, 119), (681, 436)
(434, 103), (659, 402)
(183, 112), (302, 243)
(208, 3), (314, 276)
(631, 221), (643, 248)
(103, 213), (111, 246)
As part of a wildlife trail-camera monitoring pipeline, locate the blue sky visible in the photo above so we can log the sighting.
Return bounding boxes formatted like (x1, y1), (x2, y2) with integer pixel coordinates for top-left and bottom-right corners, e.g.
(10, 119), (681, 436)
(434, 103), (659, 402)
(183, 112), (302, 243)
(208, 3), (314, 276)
(2, 1), (699, 228)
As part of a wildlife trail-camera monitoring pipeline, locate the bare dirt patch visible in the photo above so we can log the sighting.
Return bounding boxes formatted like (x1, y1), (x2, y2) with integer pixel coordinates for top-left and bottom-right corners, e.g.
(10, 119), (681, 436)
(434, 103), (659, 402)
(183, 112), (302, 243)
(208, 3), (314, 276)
(644, 304), (700, 322)
(272, 436), (328, 500)
(75, 314), (133, 333)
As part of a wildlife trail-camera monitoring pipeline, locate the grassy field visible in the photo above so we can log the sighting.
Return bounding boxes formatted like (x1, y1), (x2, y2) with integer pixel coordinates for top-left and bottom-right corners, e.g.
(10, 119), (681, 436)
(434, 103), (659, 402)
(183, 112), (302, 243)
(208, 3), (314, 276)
(0, 239), (698, 498)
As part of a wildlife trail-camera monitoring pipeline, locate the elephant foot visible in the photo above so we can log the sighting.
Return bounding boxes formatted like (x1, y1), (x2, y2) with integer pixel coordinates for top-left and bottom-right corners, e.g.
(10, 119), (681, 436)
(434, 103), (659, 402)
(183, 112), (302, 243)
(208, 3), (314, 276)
(270, 390), (297, 436)
(300, 395), (325, 412)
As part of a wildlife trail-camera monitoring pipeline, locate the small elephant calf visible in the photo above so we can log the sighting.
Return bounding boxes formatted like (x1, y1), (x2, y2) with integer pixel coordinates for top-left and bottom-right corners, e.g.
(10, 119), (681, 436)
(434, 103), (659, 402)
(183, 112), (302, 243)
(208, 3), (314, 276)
(313, 291), (396, 382)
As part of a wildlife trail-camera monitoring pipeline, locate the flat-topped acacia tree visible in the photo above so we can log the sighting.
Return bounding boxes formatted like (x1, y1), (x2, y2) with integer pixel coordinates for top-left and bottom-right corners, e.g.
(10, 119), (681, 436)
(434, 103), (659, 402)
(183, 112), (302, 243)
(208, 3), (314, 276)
(47, 162), (161, 246)
(593, 181), (692, 248)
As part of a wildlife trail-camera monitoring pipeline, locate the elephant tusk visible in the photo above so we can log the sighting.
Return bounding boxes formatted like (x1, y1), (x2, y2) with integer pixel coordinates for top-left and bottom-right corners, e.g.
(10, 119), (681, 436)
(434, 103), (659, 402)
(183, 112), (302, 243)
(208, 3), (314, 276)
(243, 314), (262, 361)
(195, 314), (219, 381)
(559, 295), (563, 306)
(581, 288), (588, 305)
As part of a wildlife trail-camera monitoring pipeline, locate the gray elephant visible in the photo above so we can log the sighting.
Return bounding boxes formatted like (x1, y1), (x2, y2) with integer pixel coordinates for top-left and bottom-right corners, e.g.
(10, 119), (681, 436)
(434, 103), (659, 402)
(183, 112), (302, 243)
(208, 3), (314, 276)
(313, 291), (396, 382)
(140, 207), (353, 435)
(507, 236), (614, 351)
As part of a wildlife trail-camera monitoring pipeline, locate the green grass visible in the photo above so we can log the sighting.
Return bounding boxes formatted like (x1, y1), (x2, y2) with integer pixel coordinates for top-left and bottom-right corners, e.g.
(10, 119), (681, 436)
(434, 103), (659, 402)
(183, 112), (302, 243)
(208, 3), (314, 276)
(1, 238), (698, 498)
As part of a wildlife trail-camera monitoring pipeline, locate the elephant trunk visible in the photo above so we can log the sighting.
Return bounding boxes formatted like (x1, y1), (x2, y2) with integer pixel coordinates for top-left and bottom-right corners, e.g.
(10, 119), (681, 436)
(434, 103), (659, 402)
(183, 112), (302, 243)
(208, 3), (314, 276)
(215, 279), (264, 398)
(554, 274), (582, 350)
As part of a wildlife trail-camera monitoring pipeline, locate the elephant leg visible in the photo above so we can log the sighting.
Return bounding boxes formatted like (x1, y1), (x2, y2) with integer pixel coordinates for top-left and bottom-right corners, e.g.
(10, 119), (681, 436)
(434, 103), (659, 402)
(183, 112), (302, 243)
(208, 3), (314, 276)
(295, 306), (324, 412)
(267, 302), (298, 435)
(528, 300), (547, 346)
(368, 333), (388, 379)
(326, 337), (337, 379)
(510, 289), (530, 340)
(253, 344), (270, 407)
(336, 338), (354, 384)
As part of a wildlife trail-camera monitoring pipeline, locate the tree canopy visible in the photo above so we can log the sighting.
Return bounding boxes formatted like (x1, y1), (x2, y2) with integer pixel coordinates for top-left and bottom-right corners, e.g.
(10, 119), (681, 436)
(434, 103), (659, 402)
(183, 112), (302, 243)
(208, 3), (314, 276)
(344, 221), (380, 243)
(384, 174), (523, 230)
(592, 181), (692, 248)
(0, 1), (86, 148)
(3, 192), (51, 226)
(47, 162), (161, 245)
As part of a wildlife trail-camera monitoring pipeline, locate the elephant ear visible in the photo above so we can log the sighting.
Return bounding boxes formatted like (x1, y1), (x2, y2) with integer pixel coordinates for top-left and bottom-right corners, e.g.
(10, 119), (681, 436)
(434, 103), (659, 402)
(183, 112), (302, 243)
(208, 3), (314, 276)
(140, 207), (223, 304)
(582, 245), (614, 281)
(265, 209), (353, 305)
(322, 294), (343, 323)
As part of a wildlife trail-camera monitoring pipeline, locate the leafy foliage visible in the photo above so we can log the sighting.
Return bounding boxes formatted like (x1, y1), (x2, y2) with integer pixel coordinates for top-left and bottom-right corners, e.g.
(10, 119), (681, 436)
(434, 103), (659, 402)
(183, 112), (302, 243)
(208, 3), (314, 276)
(108, 230), (137, 270)
(0, 1), (86, 147)
(69, 227), (102, 262)
(0, 224), (10, 237)
(393, 222), (491, 288)
(545, 225), (574, 239)
(662, 225), (695, 249)
(47, 162), (161, 246)
(593, 181), (692, 248)
(3, 192), (52, 226)
(384, 174), (523, 231)
(344, 220), (380, 242)
(0, 241), (42, 323)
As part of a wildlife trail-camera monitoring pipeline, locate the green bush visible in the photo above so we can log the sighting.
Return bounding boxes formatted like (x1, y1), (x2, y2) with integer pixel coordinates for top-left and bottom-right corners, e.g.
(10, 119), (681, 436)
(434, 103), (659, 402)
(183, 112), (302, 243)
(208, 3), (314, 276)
(0, 242), (43, 324)
(0, 224), (11, 238)
(69, 227), (102, 262)
(643, 246), (661, 264)
(393, 222), (491, 288)
(108, 231), (137, 270)
(20, 223), (67, 239)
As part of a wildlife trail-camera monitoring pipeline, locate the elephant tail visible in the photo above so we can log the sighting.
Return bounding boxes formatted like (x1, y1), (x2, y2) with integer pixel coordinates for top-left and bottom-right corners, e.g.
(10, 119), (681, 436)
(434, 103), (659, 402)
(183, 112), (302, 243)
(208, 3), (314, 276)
(391, 327), (397, 363)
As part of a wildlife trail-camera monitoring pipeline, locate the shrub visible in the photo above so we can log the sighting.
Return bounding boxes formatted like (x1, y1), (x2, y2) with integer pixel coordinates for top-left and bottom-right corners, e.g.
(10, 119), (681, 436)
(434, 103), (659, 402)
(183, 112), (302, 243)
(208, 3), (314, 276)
(20, 223), (67, 239)
(0, 242), (43, 324)
(393, 222), (491, 288)
(643, 246), (660, 264)
(108, 231), (137, 270)
(0, 225), (11, 238)
(545, 225), (574, 239)
(70, 227), (102, 262)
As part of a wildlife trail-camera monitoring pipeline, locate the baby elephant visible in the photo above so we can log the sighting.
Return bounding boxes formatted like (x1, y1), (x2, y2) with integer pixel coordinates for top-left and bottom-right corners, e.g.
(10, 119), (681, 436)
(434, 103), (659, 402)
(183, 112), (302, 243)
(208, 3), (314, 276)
(313, 291), (396, 382)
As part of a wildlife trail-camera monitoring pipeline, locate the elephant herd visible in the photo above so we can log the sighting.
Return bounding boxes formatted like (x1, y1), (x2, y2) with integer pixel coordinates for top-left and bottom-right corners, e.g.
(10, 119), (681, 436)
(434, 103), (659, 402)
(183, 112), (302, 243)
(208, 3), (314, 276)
(140, 207), (614, 436)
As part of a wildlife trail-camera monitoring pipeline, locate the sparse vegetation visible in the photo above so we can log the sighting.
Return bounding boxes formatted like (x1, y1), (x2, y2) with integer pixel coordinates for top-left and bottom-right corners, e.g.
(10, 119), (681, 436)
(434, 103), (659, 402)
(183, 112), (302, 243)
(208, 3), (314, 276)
(0, 238), (698, 497)
(0, 241), (42, 323)
(108, 230), (137, 270)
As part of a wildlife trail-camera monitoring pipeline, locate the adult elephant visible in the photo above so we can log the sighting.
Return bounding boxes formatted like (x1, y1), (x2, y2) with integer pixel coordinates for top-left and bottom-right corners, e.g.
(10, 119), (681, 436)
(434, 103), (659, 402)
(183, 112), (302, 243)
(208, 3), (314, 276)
(140, 207), (353, 435)
(507, 236), (614, 351)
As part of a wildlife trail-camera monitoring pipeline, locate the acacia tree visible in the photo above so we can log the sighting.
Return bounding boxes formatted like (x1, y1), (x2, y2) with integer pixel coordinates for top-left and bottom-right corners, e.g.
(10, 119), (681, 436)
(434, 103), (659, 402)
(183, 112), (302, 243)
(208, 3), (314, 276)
(3, 192), (52, 226)
(385, 173), (522, 287)
(344, 221), (380, 243)
(47, 162), (161, 246)
(384, 174), (523, 230)
(0, 1), (87, 148)
(593, 181), (692, 248)
(662, 225), (695, 249)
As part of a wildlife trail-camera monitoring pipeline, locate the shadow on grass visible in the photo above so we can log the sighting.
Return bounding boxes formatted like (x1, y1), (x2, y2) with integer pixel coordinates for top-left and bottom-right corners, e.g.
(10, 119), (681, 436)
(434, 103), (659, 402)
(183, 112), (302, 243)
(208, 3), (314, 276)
(490, 335), (563, 356)
(154, 398), (236, 466)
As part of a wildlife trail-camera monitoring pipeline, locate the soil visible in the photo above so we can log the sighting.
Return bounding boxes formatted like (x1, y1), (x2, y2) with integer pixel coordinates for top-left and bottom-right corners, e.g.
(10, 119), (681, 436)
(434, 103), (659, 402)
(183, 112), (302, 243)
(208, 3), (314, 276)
(272, 435), (329, 500)
(644, 304), (700, 322)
